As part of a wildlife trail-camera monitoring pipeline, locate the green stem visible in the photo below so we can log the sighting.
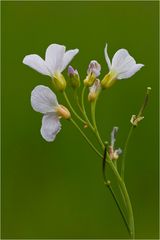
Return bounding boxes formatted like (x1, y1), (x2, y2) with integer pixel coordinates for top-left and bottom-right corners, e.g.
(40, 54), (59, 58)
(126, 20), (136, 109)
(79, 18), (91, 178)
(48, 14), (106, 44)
(102, 146), (130, 235)
(63, 91), (86, 125)
(137, 87), (151, 117)
(81, 86), (94, 131)
(107, 156), (135, 239)
(121, 125), (134, 180)
(91, 101), (105, 150)
(82, 86), (104, 149)
(74, 90), (84, 114)
(70, 117), (134, 238)
(70, 118), (102, 158)
(121, 87), (151, 180)
(105, 181), (131, 236)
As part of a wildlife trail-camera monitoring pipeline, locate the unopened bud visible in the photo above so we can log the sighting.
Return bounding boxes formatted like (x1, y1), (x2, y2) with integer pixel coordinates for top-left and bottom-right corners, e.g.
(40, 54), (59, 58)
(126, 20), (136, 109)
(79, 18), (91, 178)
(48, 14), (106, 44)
(68, 66), (80, 89)
(84, 60), (101, 87)
(87, 60), (101, 77)
(52, 73), (66, 91)
(84, 73), (96, 87)
(56, 105), (71, 119)
(88, 79), (101, 102)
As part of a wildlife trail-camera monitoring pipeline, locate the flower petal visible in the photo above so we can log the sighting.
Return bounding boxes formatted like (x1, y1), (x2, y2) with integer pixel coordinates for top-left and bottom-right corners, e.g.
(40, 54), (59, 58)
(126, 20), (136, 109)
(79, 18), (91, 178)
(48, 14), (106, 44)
(117, 64), (144, 79)
(45, 44), (65, 75)
(60, 49), (79, 72)
(112, 49), (136, 71)
(104, 43), (111, 70)
(31, 85), (59, 114)
(41, 114), (61, 142)
(23, 54), (51, 76)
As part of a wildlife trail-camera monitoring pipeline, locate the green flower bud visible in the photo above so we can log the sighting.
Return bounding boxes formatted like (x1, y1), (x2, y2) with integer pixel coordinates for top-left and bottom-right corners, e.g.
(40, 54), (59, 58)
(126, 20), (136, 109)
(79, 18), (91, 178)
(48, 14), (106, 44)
(68, 66), (80, 89)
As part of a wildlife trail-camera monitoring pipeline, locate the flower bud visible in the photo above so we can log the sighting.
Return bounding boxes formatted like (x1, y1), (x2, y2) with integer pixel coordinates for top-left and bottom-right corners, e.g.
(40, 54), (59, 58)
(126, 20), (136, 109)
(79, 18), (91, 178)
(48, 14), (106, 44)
(68, 66), (80, 89)
(56, 105), (71, 119)
(101, 71), (117, 89)
(84, 60), (101, 87)
(84, 73), (96, 87)
(52, 73), (66, 91)
(87, 60), (101, 77)
(88, 79), (101, 102)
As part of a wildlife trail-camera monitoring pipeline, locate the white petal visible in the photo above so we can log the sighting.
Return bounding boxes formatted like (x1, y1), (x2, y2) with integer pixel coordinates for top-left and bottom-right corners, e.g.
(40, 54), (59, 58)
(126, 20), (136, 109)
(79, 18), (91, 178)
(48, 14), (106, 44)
(104, 43), (111, 70)
(112, 49), (136, 71)
(23, 54), (51, 76)
(41, 114), (61, 142)
(60, 49), (79, 72)
(45, 44), (65, 75)
(117, 64), (144, 79)
(31, 85), (59, 114)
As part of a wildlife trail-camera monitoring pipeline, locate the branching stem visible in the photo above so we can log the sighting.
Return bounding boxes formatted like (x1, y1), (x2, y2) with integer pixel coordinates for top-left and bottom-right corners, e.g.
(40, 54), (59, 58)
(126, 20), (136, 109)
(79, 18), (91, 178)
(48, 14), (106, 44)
(91, 100), (105, 150)
(121, 125), (134, 180)
(70, 118), (102, 158)
(81, 86), (95, 131)
(63, 91), (86, 124)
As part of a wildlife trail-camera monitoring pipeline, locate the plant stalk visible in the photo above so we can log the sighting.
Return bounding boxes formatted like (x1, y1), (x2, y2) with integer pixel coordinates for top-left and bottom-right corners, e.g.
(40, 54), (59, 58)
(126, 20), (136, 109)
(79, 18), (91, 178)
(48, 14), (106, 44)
(63, 91), (86, 125)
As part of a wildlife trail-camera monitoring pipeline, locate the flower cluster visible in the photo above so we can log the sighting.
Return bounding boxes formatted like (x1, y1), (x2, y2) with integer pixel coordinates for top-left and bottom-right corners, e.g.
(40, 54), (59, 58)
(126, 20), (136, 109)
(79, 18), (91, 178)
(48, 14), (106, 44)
(23, 42), (143, 143)
(23, 42), (151, 239)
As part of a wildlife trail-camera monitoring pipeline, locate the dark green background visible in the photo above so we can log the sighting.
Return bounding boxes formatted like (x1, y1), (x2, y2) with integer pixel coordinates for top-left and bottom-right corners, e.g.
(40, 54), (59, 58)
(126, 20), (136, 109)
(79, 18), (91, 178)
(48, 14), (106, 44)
(1, 1), (159, 239)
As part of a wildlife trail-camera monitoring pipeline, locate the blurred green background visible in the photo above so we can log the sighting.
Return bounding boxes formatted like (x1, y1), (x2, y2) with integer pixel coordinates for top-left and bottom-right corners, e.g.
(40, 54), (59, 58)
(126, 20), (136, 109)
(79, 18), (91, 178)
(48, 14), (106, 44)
(1, 1), (159, 239)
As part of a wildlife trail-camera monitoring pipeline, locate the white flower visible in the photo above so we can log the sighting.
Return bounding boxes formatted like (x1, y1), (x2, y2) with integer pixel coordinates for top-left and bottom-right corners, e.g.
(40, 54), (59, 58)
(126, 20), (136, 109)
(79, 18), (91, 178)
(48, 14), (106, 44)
(31, 85), (70, 142)
(23, 44), (79, 78)
(104, 43), (144, 79)
(101, 43), (144, 88)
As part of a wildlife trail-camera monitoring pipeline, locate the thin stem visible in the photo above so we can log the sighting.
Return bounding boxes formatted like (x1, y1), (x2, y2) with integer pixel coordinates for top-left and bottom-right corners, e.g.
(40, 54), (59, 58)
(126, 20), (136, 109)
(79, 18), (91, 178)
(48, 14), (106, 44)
(74, 90), (84, 114)
(81, 87), (104, 150)
(121, 87), (151, 180)
(121, 125), (134, 180)
(137, 87), (151, 117)
(102, 143), (107, 181)
(102, 146), (130, 235)
(105, 181), (131, 236)
(81, 86), (94, 131)
(71, 116), (135, 238)
(63, 91), (86, 125)
(107, 156), (135, 239)
(91, 101), (105, 150)
(70, 118), (102, 158)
